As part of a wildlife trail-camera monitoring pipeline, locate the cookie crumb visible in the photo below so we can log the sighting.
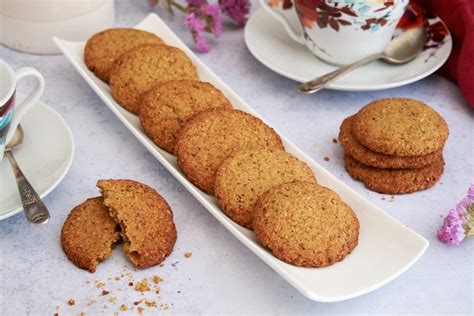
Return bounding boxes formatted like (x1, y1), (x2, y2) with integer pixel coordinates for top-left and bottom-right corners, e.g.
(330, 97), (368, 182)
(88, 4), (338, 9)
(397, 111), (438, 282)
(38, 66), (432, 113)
(137, 306), (145, 314)
(114, 276), (121, 281)
(332, 138), (338, 143)
(128, 282), (134, 287)
(120, 304), (128, 311)
(101, 290), (110, 296)
(96, 281), (105, 288)
(323, 156), (330, 161)
(67, 299), (75, 306)
(145, 300), (157, 308)
(108, 296), (117, 303)
(133, 299), (144, 306)
(184, 252), (192, 258)
(54, 314), (59, 316)
(79, 312), (86, 316)
(152, 275), (162, 284)
(135, 278), (150, 292)
(155, 287), (161, 294)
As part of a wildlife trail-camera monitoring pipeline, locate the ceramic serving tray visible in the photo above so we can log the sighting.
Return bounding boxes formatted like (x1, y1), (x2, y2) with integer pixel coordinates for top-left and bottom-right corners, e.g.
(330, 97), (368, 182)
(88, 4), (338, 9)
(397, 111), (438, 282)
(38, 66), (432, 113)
(54, 13), (428, 302)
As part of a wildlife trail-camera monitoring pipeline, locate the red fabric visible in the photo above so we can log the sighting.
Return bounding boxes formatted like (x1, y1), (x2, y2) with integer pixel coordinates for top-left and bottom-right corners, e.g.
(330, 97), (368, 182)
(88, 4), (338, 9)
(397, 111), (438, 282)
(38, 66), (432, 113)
(414, 0), (474, 107)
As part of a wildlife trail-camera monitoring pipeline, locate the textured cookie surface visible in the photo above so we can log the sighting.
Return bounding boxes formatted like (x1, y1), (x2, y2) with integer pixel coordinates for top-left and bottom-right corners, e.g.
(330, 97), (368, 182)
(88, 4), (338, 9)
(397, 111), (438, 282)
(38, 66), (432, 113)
(175, 109), (284, 194)
(61, 197), (121, 273)
(352, 98), (449, 156)
(215, 149), (316, 228)
(97, 179), (177, 269)
(344, 154), (444, 194)
(84, 28), (164, 82)
(253, 181), (359, 267)
(140, 80), (232, 153)
(110, 44), (198, 114)
(339, 116), (443, 169)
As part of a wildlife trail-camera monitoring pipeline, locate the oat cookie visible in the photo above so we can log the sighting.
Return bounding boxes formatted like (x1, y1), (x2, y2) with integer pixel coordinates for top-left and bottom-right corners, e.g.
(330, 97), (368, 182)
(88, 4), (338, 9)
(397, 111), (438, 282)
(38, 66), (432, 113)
(109, 44), (198, 114)
(252, 181), (359, 267)
(344, 154), (444, 194)
(61, 197), (121, 273)
(139, 80), (232, 153)
(215, 149), (316, 228)
(352, 98), (449, 156)
(97, 179), (177, 269)
(339, 116), (443, 169)
(84, 28), (164, 82)
(175, 109), (284, 194)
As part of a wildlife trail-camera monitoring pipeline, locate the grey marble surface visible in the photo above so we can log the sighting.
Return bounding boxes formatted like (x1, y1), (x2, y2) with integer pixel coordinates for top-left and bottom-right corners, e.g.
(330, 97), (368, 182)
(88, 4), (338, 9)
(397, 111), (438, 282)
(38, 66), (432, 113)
(0, 0), (473, 315)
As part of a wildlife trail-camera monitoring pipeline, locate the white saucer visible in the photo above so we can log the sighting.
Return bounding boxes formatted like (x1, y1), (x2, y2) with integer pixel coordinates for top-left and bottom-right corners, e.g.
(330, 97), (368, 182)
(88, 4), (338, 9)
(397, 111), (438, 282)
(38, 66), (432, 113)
(245, 7), (452, 91)
(0, 94), (74, 220)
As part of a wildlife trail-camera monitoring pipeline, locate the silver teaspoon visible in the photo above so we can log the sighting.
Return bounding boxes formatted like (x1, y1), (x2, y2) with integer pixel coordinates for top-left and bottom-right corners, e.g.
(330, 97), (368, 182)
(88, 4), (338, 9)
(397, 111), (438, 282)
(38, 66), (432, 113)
(298, 27), (427, 94)
(5, 124), (50, 224)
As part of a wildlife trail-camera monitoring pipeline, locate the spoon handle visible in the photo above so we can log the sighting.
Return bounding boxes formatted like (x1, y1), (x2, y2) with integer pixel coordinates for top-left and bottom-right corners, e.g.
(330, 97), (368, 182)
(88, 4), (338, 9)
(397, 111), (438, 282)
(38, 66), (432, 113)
(5, 151), (50, 224)
(298, 53), (383, 94)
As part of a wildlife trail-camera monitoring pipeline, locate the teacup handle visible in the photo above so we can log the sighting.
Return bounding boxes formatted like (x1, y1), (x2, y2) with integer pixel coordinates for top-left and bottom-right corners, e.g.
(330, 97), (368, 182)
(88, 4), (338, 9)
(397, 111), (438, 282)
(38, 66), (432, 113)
(6, 67), (45, 145)
(259, 0), (306, 45)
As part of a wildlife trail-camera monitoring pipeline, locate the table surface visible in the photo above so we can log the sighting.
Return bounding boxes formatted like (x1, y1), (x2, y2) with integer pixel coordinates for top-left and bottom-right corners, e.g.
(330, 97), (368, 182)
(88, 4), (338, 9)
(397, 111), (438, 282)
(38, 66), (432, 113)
(1, 1), (473, 315)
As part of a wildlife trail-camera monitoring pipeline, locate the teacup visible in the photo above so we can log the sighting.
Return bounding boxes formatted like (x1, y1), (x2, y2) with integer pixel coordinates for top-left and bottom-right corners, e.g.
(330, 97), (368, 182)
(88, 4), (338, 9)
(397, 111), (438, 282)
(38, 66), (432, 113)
(0, 59), (44, 161)
(260, 0), (409, 65)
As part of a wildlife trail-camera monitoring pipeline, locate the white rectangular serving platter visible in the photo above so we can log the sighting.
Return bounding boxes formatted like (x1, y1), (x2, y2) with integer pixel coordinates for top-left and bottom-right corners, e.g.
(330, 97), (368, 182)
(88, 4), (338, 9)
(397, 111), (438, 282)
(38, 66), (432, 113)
(54, 13), (428, 302)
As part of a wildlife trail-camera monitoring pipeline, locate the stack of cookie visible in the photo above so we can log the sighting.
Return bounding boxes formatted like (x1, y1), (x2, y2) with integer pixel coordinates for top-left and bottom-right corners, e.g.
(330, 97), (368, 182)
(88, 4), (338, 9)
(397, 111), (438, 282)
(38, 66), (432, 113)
(61, 179), (177, 272)
(339, 98), (449, 194)
(83, 28), (360, 268)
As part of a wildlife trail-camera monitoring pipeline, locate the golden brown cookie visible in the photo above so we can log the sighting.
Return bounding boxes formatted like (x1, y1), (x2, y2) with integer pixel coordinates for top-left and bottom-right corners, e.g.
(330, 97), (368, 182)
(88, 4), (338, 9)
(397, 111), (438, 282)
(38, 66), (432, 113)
(139, 80), (232, 153)
(252, 181), (359, 267)
(84, 28), (164, 82)
(215, 149), (316, 228)
(352, 98), (449, 156)
(97, 179), (177, 269)
(344, 154), (445, 194)
(109, 44), (198, 114)
(175, 109), (284, 194)
(339, 115), (443, 169)
(61, 197), (121, 273)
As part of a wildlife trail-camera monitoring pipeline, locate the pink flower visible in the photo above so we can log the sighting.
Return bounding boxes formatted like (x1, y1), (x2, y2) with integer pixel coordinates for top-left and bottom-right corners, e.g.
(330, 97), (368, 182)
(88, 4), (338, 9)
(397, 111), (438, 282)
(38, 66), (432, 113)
(202, 4), (222, 37)
(184, 3), (223, 52)
(184, 13), (211, 52)
(149, 0), (249, 52)
(438, 184), (474, 246)
(219, 0), (251, 26)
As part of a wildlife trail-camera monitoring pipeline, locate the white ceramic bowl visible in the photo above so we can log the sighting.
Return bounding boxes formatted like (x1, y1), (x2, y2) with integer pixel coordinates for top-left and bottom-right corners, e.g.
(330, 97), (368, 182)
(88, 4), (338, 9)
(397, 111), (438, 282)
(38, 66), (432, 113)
(0, 0), (115, 54)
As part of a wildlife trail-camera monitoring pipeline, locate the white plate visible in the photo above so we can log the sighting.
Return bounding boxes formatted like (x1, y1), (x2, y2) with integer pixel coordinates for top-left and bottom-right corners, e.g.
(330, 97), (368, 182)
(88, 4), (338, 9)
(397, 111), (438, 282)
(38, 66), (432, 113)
(244, 7), (452, 91)
(0, 94), (74, 220)
(53, 13), (428, 302)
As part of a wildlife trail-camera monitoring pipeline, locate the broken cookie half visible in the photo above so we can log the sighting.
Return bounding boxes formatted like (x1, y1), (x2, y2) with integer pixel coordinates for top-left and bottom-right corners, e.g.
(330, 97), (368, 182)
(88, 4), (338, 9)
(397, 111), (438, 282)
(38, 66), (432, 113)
(61, 180), (177, 272)
(61, 197), (121, 273)
(97, 179), (177, 269)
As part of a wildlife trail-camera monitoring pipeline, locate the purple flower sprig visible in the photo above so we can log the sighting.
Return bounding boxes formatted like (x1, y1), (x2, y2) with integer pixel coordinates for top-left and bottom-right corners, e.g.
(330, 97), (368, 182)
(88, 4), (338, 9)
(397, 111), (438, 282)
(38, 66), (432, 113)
(219, 0), (251, 27)
(149, 0), (250, 53)
(438, 184), (474, 246)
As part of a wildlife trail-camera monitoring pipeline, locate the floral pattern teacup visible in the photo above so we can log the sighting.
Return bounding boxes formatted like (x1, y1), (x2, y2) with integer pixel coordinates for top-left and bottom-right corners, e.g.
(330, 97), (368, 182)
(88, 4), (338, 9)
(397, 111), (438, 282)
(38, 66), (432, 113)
(261, 0), (409, 65)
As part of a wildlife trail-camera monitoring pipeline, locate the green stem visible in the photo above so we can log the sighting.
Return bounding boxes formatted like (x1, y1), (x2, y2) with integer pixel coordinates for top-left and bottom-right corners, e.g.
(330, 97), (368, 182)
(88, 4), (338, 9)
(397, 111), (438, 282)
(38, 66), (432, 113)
(170, 1), (188, 13)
